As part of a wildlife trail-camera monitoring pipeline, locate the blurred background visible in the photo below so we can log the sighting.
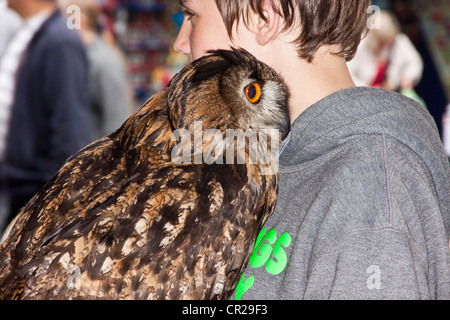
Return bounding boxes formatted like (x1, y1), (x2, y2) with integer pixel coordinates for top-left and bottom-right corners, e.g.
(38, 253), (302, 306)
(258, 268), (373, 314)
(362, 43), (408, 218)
(74, 0), (189, 108)
(371, 0), (450, 149)
(95, 0), (189, 106)
(0, 0), (449, 233)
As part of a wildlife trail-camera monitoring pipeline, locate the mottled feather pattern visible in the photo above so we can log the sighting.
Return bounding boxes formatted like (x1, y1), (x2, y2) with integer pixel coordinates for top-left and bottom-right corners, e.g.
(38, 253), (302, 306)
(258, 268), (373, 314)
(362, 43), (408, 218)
(0, 49), (289, 300)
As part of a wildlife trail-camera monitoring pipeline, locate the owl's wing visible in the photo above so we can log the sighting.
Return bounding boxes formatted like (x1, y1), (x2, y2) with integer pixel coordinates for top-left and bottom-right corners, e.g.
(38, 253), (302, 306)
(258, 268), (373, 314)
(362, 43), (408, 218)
(0, 89), (172, 297)
(0, 159), (273, 300)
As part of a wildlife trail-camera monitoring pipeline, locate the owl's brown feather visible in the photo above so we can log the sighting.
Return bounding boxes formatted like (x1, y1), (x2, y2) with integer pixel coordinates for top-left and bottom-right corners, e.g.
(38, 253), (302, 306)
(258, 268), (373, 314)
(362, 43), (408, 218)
(0, 49), (289, 300)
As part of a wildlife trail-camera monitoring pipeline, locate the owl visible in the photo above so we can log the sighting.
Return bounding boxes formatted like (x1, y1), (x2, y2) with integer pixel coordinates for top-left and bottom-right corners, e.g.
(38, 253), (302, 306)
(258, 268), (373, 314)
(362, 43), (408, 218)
(0, 48), (290, 300)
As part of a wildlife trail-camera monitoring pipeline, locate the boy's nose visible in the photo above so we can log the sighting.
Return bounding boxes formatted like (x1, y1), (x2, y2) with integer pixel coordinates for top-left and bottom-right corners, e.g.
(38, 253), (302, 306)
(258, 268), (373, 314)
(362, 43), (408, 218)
(173, 25), (191, 60)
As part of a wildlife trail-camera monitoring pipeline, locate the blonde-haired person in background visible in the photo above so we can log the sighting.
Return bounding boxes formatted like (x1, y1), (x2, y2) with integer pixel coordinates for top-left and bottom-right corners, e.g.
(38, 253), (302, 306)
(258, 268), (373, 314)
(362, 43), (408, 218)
(348, 10), (423, 92)
(59, 0), (132, 140)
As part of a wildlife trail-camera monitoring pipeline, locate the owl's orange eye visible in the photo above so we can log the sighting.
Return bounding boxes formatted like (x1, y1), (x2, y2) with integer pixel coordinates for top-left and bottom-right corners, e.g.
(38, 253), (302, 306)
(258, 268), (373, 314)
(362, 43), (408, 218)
(245, 83), (261, 104)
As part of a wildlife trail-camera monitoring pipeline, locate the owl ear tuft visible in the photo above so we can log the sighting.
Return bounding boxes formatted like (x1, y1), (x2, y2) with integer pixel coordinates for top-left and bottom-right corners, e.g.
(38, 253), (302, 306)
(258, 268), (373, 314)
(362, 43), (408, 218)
(190, 47), (256, 84)
(191, 58), (232, 84)
(207, 47), (254, 67)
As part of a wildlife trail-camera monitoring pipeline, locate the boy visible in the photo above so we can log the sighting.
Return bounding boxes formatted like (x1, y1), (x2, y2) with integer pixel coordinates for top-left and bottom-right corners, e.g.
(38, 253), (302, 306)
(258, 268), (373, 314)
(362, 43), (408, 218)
(173, 0), (450, 299)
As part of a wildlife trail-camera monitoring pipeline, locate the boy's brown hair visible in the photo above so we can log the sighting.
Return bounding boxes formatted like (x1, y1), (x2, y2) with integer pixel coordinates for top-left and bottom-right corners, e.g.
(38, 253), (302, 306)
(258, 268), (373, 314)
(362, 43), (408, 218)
(215, 0), (372, 62)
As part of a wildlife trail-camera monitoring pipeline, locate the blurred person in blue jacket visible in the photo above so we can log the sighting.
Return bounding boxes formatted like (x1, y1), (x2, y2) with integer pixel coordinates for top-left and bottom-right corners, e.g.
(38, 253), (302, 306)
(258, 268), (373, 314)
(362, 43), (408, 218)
(0, 0), (92, 229)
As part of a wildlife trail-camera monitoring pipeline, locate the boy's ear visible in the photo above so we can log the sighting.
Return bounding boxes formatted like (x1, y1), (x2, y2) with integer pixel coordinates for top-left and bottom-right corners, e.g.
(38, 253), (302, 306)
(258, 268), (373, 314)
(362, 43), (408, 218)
(248, 0), (281, 46)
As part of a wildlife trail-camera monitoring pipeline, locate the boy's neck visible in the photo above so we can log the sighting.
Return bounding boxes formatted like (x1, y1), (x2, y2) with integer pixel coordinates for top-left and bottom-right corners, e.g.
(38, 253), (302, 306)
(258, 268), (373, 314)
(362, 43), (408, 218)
(265, 44), (356, 124)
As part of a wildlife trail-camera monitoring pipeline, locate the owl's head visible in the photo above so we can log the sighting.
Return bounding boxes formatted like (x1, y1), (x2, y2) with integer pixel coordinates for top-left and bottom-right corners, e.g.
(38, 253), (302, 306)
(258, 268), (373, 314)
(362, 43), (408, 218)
(168, 48), (290, 140)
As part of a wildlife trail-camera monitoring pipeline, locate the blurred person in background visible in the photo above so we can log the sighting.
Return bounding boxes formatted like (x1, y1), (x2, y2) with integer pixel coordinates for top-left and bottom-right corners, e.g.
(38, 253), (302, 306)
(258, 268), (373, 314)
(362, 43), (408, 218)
(0, 0), (22, 161)
(0, 0), (22, 234)
(0, 0), (22, 58)
(0, 0), (92, 230)
(60, 0), (132, 140)
(348, 10), (424, 92)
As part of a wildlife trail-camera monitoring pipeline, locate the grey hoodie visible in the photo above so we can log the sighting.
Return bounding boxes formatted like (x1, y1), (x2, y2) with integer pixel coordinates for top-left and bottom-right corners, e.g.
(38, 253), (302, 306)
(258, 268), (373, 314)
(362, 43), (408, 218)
(235, 87), (450, 300)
